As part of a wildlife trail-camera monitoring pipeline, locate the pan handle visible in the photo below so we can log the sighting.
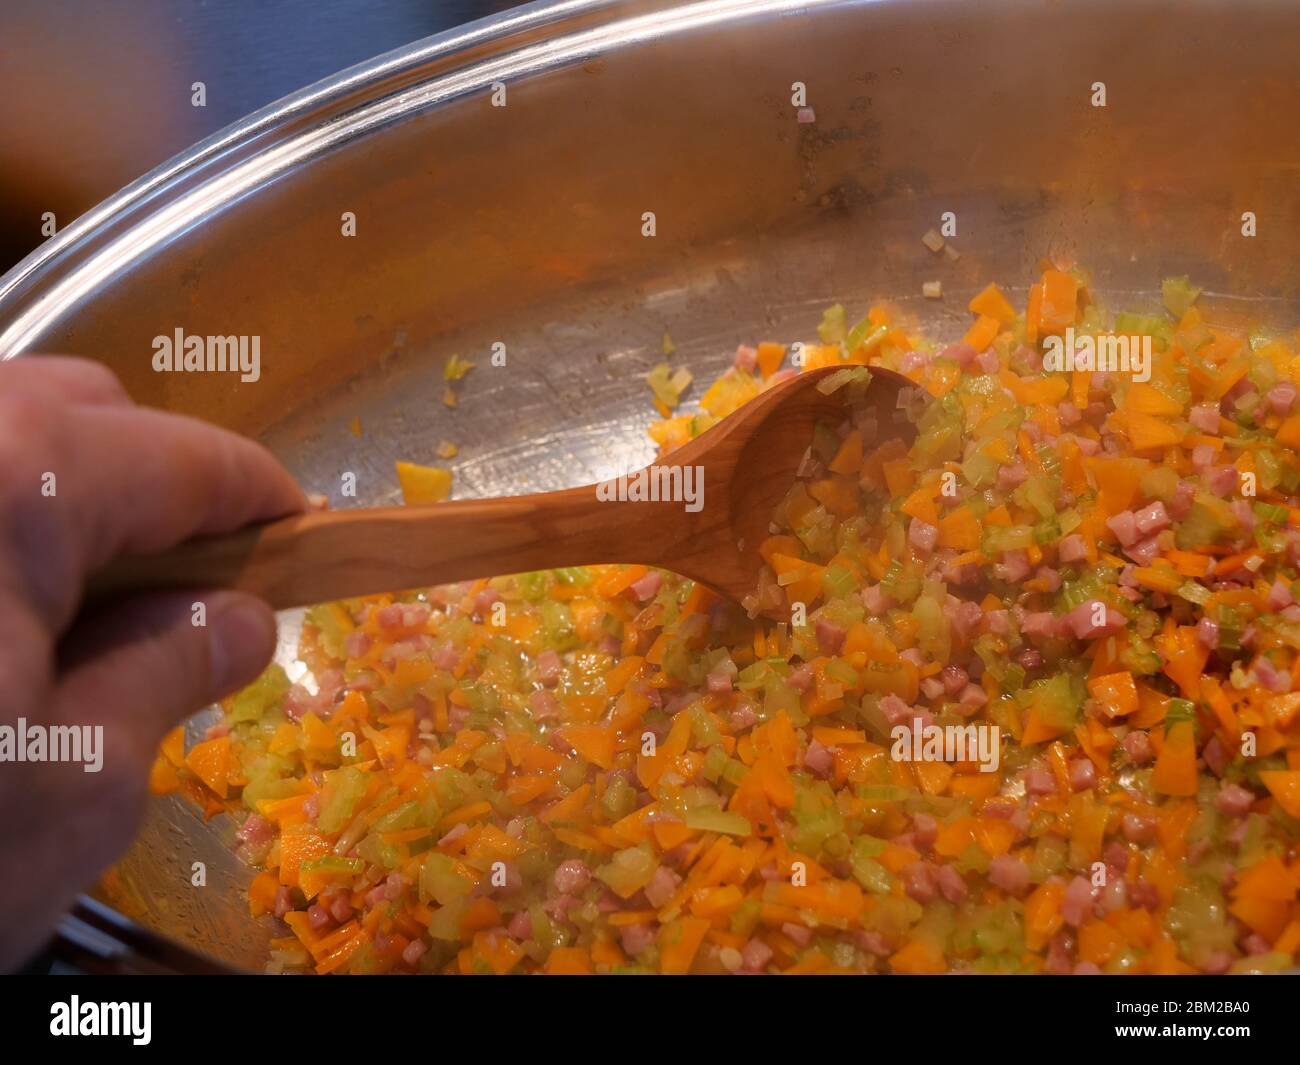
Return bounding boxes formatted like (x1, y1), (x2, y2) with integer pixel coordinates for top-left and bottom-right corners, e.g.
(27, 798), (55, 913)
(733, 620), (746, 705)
(37, 895), (240, 975)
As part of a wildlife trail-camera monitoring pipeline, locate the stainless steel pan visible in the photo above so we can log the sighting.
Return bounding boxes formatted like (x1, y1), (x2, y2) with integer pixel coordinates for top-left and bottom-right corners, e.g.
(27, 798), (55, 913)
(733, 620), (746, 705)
(3, 0), (1299, 971)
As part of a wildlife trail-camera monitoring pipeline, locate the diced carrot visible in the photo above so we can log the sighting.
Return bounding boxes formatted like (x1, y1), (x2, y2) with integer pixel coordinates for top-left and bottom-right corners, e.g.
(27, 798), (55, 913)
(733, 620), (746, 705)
(888, 938), (946, 975)
(559, 723), (618, 769)
(160, 726), (186, 767)
(471, 930), (524, 975)
(1126, 411), (1183, 451)
(148, 755), (181, 796)
(277, 826), (332, 888)
(900, 483), (940, 524)
(1152, 720), (1198, 797)
(1085, 456), (1149, 516)
(756, 341), (786, 380)
(185, 736), (232, 798)
(968, 282), (1016, 325)
(658, 916), (710, 974)
(545, 947), (593, 974)
(1077, 919), (1124, 966)
(248, 870), (281, 917)
(1228, 896), (1291, 942)
(1276, 414), (1300, 450)
(1087, 671), (1138, 719)
(1020, 707), (1068, 746)
(1037, 269), (1079, 335)
(1232, 854), (1297, 902)
(1160, 626), (1209, 700)
(395, 460), (452, 504)
(1025, 279), (1044, 343)
(1023, 880), (1065, 951)
(1259, 770), (1300, 819)
(828, 430), (864, 475)
(963, 314), (1001, 353)
(937, 506), (982, 551)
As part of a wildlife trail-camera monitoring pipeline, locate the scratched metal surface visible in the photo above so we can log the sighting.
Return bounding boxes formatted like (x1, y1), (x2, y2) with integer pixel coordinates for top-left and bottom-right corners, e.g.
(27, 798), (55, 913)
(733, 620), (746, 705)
(2, 0), (1299, 969)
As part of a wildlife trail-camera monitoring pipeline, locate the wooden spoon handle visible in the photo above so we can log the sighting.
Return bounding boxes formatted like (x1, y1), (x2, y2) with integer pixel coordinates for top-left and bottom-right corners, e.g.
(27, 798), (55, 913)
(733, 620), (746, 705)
(87, 484), (686, 610)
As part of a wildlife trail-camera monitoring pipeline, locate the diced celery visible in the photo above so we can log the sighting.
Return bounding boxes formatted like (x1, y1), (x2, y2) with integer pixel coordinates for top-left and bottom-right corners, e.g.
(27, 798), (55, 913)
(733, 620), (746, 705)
(845, 319), (887, 355)
(600, 772), (636, 820)
(818, 303), (847, 344)
(912, 593), (951, 667)
(1140, 465), (1179, 504)
(228, 664), (290, 723)
(538, 600), (576, 650)
(961, 451), (998, 490)
(1002, 662), (1026, 693)
(790, 782), (844, 856)
(241, 770), (300, 809)
(427, 898), (470, 940)
(1016, 475), (1058, 521)
(850, 854), (892, 894)
(317, 766), (370, 833)
(1216, 606), (1243, 652)
(1113, 311), (1171, 351)
(306, 603), (356, 659)
(516, 571), (550, 601)
(852, 785), (915, 801)
(1161, 276), (1201, 318)
(823, 564), (857, 599)
(730, 897), (762, 937)
(1163, 885), (1235, 966)
(1058, 567), (1104, 612)
(1025, 672), (1084, 731)
(825, 658), (859, 687)
(1254, 501), (1288, 526)
(702, 745), (730, 784)
(419, 852), (473, 906)
(595, 845), (656, 897)
(1119, 634), (1162, 676)
(683, 806), (752, 836)
(688, 703), (721, 748)
(299, 855), (364, 879)
(356, 831), (401, 871)
(984, 525), (1035, 554)
(373, 800), (422, 833)
(554, 566), (592, 586)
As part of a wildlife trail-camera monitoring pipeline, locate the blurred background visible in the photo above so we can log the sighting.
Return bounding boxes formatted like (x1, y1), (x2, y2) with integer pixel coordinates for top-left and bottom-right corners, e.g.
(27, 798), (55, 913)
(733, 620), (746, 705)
(0, 0), (526, 272)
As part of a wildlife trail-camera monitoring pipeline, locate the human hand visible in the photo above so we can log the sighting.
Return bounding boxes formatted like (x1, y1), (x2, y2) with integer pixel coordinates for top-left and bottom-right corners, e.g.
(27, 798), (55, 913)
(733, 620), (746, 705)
(0, 355), (304, 970)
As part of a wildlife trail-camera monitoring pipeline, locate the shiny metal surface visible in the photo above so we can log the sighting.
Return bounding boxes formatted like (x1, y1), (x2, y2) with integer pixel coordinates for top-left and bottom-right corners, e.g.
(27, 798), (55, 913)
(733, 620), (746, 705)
(0, 1), (527, 271)
(3, 0), (1300, 969)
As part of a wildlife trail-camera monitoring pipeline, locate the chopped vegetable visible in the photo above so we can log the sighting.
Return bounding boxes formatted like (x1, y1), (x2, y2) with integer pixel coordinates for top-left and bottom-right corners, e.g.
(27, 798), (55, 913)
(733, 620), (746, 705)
(395, 461), (452, 504)
(160, 263), (1300, 976)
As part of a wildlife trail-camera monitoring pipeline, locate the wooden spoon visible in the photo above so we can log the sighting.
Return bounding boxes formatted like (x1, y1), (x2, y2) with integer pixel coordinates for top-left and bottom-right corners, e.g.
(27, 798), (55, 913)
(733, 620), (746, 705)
(90, 366), (913, 610)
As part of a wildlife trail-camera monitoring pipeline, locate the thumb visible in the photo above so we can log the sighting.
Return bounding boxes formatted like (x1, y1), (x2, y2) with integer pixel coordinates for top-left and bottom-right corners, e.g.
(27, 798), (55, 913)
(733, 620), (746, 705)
(56, 590), (277, 748)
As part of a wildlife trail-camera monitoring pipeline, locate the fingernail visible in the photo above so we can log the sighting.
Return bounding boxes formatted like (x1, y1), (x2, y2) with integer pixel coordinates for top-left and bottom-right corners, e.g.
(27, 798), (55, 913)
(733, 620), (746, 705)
(207, 594), (276, 696)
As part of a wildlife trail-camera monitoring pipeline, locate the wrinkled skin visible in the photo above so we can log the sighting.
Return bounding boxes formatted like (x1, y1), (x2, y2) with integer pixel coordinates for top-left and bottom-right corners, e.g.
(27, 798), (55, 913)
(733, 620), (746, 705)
(0, 356), (304, 970)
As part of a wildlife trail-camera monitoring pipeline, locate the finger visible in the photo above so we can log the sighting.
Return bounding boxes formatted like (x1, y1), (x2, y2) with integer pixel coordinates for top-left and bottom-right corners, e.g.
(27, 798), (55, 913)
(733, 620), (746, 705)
(0, 355), (135, 407)
(0, 589), (53, 721)
(33, 403), (308, 580)
(55, 589), (277, 749)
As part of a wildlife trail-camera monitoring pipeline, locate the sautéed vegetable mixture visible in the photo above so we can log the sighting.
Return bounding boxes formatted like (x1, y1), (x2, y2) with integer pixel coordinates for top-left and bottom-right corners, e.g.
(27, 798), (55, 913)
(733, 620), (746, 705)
(150, 265), (1300, 974)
